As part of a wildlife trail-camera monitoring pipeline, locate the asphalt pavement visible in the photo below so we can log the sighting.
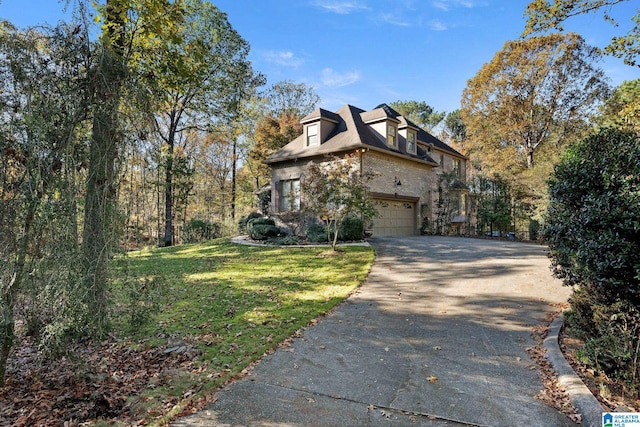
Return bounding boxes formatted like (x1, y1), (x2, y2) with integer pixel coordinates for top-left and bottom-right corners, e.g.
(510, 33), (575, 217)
(173, 236), (576, 426)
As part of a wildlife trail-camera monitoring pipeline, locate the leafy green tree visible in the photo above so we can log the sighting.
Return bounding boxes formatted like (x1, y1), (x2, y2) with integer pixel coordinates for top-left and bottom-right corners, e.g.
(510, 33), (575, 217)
(472, 175), (513, 237)
(523, 0), (640, 66)
(389, 100), (445, 131)
(544, 128), (640, 384)
(442, 109), (467, 151)
(302, 154), (377, 251)
(598, 78), (640, 132)
(462, 32), (610, 172)
(137, 0), (258, 246)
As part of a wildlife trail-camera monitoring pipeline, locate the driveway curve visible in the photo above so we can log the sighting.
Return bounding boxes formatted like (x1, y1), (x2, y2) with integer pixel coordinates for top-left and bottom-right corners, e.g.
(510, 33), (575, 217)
(174, 236), (573, 427)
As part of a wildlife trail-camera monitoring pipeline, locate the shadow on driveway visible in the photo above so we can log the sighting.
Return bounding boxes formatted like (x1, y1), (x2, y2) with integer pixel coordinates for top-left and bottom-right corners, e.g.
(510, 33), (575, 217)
(174, 236), (573, 427)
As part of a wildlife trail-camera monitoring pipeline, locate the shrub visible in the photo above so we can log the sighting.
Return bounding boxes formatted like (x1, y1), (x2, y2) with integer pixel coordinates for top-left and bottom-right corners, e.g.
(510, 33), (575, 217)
(545, 128), (640, 385)
(307, 223), (328, 243)
(238, 212), (263, 234)
(247, 218), (279, 240)
(528, 219), (540, 241)
(182, 219), (221, 243)
(338, 216), (364, 241)
(249, 224), (281, 240)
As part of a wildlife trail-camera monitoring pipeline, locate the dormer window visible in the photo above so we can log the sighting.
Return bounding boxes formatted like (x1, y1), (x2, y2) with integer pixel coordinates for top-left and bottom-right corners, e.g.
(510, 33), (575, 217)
(407, 131), (416, 154)
(306, 123), (319, 147)
(387, 124), (397, 148)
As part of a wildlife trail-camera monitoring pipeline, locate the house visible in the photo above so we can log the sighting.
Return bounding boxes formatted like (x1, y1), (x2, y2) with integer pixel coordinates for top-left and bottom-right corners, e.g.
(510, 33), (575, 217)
(265, 103), (471, 237)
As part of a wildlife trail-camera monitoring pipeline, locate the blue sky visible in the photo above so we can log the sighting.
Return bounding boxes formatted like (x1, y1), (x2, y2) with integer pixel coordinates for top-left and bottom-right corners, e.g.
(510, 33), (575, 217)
(1, 0), (638, 113)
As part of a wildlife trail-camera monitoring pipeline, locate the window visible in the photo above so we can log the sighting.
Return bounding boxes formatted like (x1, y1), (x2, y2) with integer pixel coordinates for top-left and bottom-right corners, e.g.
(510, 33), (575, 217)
(407, 131), (416, 154)
(387, 124), (397, 147)
(306, 124), (319, 146)
(439, 154), (444, 167)
(453, 159), (462, 177)
(281, 179), (300, 210)
(452, 192), (461, 215)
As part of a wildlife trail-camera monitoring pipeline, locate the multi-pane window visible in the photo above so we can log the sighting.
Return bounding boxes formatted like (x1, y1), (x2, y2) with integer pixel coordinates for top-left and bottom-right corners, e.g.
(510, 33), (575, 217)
(307, 124), (319, 146)
(281, 179), (300, 210)
(407, 131), (416, 153)
(387, 124), (397, 147)
(453, 159), (462, 178)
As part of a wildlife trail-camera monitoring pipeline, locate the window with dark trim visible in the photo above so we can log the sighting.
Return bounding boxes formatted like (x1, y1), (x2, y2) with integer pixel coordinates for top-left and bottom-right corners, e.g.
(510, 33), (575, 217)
(407, 131), (416, 154)
(281, 179), (300, 210)
(387, 124), (397, 148)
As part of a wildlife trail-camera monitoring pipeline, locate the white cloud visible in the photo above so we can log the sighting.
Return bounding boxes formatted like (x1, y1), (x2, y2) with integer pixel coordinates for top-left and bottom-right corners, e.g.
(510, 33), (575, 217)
(320, 68), (361, 88)
(377, 13), (411, 27)
(312, 0), (369, 14)
(429, 19), (447, 31)
(432, 0), (479, 11)
(262, 50), (304, 68)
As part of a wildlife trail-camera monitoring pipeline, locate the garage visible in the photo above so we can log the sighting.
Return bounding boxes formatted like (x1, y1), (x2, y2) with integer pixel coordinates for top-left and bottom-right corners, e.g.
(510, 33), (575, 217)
(371, 198), (417, 236)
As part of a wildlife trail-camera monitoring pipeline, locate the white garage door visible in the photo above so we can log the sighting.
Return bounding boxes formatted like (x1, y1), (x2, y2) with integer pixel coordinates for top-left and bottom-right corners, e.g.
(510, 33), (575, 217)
(372, 199), (416, 236)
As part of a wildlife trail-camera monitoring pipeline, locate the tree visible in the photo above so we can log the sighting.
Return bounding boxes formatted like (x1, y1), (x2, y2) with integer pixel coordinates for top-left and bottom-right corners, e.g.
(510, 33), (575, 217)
(248, 113), (302, 189)
(544, 128), (640, 384)
(472, 175), (518, 237)
(389, 100), (445, 131)
(523, 0), (640, 66)
(461, 33), (610, 172)
(442, 109), (467, 151)
(598, 78), (640, 132)
(301, 154), (377, 251)
(138, 0), (258, 246)
(0, 22), (92, 384)
(264, 80), (320, 118)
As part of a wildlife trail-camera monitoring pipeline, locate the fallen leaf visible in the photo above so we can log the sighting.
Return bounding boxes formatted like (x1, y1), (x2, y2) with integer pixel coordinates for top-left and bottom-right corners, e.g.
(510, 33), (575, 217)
(428, 376), (438, 383)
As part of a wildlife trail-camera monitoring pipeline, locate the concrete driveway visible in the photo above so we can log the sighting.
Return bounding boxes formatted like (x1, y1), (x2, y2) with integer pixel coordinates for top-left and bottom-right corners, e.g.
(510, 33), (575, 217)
(174, 236), (573, 426)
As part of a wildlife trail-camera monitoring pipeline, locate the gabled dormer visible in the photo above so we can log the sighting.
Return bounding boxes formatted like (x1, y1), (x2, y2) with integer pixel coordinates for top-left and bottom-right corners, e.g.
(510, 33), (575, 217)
(300, 108), (340, 148)
(398, 117), (419, 155)
(360, 107), (401, 149)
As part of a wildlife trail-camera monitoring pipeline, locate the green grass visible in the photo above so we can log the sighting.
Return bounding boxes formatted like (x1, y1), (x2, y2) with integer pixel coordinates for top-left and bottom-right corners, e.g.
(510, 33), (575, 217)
(111, 238), (374, 424)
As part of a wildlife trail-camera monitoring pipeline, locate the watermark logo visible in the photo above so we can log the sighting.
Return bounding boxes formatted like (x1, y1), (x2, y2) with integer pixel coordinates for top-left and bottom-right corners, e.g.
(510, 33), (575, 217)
(603, 412), (640, 427)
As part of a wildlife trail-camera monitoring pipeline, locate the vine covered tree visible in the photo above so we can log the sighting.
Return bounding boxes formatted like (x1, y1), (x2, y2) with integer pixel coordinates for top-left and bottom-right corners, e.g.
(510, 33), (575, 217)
(0, 22), (92, 384)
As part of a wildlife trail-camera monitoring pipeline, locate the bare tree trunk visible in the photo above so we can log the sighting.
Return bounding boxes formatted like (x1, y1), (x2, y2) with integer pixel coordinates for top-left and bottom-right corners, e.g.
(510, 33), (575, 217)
(231, 137), (237, 222)
(163, 143), (174, 246)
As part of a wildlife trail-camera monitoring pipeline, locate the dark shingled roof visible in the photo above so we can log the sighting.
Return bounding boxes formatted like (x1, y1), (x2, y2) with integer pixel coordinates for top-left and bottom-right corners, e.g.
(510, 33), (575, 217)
(265, 103), (459, 165)
(374, 104), (465, 158)
(301, 108), (341, 124)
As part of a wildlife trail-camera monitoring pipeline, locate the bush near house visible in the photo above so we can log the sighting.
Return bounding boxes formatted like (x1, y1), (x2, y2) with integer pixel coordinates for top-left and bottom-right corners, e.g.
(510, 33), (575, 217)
(238, 211), (263, 234)
(544, 128), (640, 387)
(247, 218), (281, 241)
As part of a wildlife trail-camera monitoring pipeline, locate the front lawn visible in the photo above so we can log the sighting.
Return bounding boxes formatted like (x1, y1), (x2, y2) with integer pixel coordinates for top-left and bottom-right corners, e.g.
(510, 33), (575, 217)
(1, 239), (374, 426)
